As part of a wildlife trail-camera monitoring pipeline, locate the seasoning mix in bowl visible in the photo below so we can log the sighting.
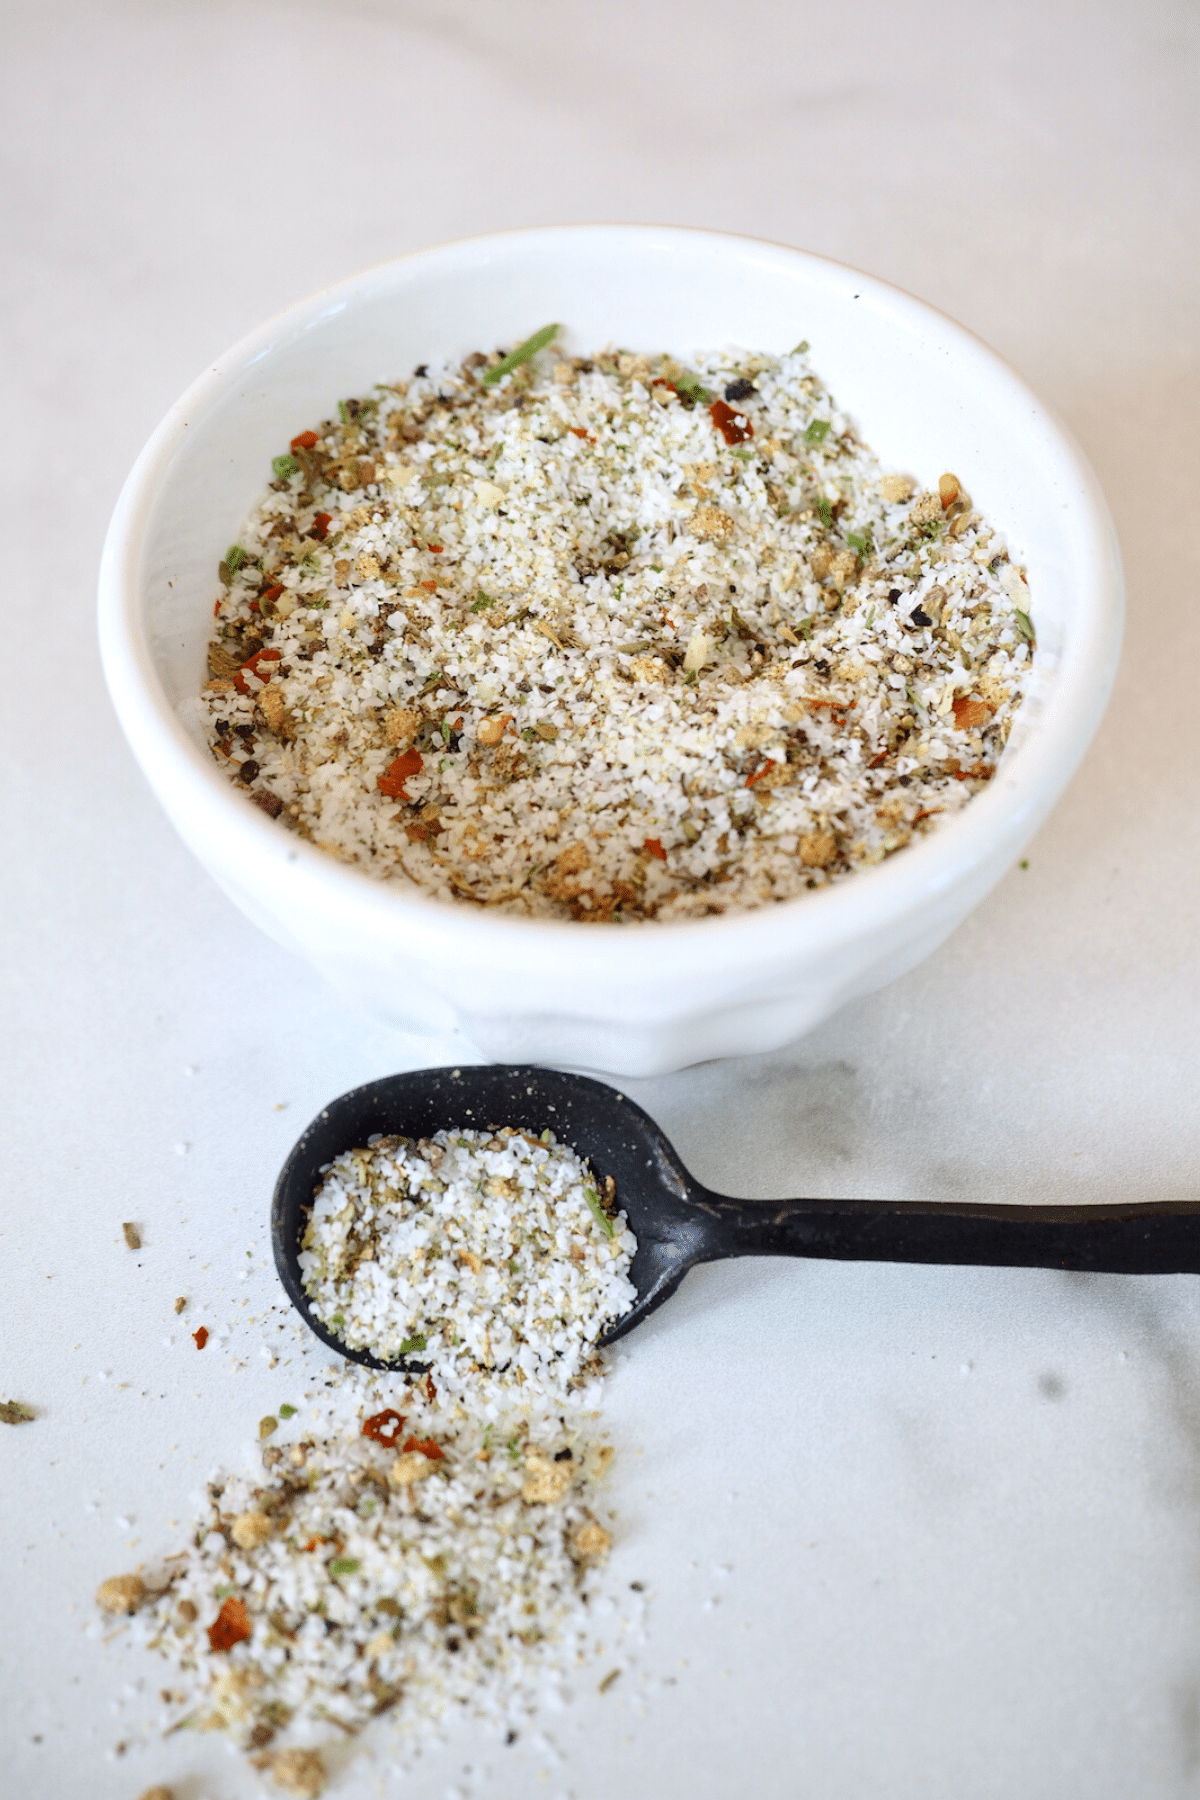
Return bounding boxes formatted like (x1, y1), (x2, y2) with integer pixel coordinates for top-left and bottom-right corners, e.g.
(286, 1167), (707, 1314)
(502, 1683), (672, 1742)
(100, 226), (1121, 1071)
(200, 330), (1033, 922)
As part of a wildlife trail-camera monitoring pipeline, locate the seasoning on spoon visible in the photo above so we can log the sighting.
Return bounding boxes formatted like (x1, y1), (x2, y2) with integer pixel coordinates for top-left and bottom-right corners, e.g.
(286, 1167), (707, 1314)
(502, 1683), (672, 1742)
(299, 1127), (637, 1404)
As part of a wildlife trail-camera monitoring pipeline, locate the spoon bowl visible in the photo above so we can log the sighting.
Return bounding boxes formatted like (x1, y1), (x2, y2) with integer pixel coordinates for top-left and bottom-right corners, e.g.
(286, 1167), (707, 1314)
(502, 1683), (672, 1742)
(272, 1065), (1200, 1370)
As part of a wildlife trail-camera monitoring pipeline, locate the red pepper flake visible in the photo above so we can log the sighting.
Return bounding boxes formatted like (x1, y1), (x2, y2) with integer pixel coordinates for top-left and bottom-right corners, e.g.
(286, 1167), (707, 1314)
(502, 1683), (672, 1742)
(952, 761), (993, 783)
(805, 697), (855, 728)
(568, 426), (596, 442)
(309, 511), (332, 541)
(419, 579), (439, 593)
(248, 600), (261, 613)
(424, 1371), (436, 1403)
(192, 1326), (208, 1349)
(951, 696), (991, 731)
(207, 1596), (251, 1653)
(400, 1435), (445, 1461)
(362, 1408), (406, 1447)
(913, 807), (944, 824)
(745, 759), (778, 788)
(643, 837), (667, 862)
(377, 747), (423, 800)
(650, 378), (679, 397)
(290, 430), (319, 451)
(428, 543), (444, 554)
(710, 398), (753, 446)
(234, 647), (282, 695)
(213, 600), (222, 618)
(261, 584), (284, 604)
(301, 1535), (330, 1553)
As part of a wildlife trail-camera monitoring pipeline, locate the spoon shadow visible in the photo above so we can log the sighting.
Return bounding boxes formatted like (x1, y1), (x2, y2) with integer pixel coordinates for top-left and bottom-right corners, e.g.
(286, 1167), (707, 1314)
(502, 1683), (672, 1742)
(272, 1065), (1200, 1371)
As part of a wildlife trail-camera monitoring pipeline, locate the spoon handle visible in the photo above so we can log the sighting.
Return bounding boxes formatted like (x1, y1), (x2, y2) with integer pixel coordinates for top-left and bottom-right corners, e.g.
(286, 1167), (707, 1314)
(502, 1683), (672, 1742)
(696, 1194), (1200, 1275)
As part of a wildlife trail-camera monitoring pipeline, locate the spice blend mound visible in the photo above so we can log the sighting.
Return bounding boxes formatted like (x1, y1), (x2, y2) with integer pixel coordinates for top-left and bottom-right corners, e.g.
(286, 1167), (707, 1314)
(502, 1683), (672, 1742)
(299, 1128), (636, 1403)
(113, 1390), (622, 1785)
(97, 1120), (640, 1790)
(199, 333), (1034, 920)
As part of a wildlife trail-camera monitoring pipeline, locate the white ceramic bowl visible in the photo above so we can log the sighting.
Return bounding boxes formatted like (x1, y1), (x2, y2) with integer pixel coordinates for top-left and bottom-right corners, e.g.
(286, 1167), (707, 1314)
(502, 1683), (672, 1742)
(98, 225), (1122, 1077)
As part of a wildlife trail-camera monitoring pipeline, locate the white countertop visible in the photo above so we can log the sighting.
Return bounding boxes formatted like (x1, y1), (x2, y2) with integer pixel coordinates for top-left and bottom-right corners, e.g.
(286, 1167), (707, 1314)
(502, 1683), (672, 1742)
(4, 3), (1200, 1796)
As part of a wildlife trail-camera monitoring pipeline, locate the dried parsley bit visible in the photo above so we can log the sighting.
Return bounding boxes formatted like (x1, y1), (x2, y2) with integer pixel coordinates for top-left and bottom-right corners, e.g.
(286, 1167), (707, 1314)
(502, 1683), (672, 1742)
(272, 452), (300, 483)
(672, 371), (712, 405)
(218, 543), (248, 585)
(804, 418), (831, 444)
(0, 1399), (35, 1425)
(584, 1186), (615, 1240)
(482, 323), (559, 386)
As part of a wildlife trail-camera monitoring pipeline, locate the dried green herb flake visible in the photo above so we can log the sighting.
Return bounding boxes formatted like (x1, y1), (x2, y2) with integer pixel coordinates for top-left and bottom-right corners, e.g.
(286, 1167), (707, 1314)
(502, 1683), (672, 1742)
(482, 324), (559, 386)
(674, 373), (711, 403)
(585, 1187), (615, 1240)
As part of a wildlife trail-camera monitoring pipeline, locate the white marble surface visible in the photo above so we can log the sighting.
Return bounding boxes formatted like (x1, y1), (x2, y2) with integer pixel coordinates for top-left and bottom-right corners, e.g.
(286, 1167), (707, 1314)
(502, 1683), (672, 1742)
(3, 2), (1199, 1795)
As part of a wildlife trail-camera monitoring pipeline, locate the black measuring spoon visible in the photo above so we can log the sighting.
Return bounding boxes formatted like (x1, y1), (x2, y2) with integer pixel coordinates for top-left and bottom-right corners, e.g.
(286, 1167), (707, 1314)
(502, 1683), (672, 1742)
(272, 1064), (1200, 1369)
